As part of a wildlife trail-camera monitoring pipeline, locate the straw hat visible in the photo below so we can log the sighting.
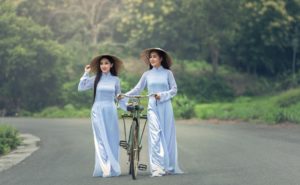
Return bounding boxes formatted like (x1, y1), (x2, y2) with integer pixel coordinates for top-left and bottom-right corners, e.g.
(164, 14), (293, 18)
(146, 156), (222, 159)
(140, 48), (173, 67)
(89, 54), (124, 74)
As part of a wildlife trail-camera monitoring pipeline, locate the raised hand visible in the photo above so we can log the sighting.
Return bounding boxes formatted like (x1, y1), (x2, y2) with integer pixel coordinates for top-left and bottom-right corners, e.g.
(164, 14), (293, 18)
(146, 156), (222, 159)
(85, 64), (91, 73)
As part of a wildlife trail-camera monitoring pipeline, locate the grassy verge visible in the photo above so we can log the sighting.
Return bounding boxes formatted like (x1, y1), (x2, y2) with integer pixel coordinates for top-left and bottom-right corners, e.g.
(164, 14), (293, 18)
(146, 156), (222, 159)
(23, 87), (300, 124)
(31, 104), (90, 118)
(0, 125), (21, 155)
(30, 95), (195, 119)
(195, 88), (300, 124)
(30, 104), (129, 118)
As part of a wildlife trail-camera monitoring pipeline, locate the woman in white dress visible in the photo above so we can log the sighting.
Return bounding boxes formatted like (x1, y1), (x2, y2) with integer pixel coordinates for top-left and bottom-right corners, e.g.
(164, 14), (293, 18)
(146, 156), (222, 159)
(78, 54), (125, 177)
(124, 48), (183, 177)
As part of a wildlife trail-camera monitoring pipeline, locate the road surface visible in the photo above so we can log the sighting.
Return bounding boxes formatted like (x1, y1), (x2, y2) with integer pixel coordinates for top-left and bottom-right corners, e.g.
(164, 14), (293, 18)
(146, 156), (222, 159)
(0, 118), (300, 185)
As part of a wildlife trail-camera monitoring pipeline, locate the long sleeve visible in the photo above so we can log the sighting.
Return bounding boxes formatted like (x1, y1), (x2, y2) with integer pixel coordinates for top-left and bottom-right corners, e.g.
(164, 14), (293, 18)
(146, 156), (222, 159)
(115, 78), (127, 111)
(159, 70), (177, 102)
(78, 72), (95, 91)
(125, 72), (147, 96)
(115, 78), (121, 96)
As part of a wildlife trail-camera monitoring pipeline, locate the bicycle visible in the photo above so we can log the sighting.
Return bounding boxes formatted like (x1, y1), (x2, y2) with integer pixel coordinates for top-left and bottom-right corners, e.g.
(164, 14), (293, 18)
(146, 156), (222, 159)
(118, 94), (155, 180)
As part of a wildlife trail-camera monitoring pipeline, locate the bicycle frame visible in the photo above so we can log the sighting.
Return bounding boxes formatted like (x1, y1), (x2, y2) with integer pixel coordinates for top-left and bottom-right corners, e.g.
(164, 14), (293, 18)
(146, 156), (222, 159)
(119, 95), (150, 179)
(121, 108), (147, 151)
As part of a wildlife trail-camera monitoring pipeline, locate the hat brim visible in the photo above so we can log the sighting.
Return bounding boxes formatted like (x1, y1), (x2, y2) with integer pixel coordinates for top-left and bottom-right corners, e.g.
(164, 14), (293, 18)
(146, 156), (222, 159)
(89, 54), (124, 74)
(140, 48), (173, 67)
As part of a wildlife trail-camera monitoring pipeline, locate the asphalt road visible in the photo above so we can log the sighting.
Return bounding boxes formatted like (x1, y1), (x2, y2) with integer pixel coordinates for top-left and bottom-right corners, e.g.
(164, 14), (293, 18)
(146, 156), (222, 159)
(0, 118), (300, 185)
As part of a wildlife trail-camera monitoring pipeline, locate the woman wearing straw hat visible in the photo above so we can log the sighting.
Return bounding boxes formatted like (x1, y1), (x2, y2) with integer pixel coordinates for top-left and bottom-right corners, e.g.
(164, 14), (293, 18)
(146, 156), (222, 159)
(123, 48), (183, 177)
(78, 54), (126, 177)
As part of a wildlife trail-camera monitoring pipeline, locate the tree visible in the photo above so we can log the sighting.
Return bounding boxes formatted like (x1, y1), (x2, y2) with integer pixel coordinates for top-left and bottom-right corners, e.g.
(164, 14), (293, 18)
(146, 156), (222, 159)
(116, 0), (180, 55)
(197, 0), (241, 75)
(17, 0), (121, 46)
(116, 0), (240, 76)
(231, 0), (300, 77)
(0, 2), (68, 115)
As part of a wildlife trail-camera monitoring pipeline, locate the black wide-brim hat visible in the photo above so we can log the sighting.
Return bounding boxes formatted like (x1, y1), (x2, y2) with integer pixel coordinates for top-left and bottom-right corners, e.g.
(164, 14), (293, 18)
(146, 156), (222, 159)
(89, 54), (124, 74)
(140, 48), (173, 67)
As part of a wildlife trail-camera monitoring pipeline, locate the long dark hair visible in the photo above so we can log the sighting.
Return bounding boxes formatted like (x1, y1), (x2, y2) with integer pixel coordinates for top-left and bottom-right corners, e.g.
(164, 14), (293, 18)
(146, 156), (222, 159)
(148, 49), (170, 70)
(93, 56), (118, 102)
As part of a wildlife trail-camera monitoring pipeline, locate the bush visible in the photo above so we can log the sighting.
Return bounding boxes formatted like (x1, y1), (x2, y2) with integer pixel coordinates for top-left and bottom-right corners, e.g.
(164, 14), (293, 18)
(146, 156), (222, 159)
(173, 94), (196, 119)
(194, 88), (300, 124)
(0, 125), (21, 155)
(33, 104), (90, 118)
(61, 80), (93, 108)
(176, 72), (235, 103)
(281, 102), (300, 123)
(274, 88), (300, 108)
(19, 110), (33, 117)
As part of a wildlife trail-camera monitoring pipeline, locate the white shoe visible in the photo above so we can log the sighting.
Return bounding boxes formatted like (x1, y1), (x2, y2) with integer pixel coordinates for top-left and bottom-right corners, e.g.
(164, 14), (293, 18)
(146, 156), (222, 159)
(151, 168), (166, 177)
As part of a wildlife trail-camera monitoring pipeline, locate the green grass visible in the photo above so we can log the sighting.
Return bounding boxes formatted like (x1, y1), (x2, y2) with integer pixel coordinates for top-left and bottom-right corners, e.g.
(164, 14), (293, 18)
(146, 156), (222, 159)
(32, 104), (90, 118)
(31, 94), (195, 119)
(22, 86), (300, 124)
(195, 88), (300, 124)
(32, 103), (145, 118)
(0, 125), (21, 155)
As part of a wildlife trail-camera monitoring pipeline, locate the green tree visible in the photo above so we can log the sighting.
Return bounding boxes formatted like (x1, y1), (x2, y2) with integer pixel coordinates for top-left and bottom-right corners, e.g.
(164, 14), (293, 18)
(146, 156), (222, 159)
(17, 0), (122, 46)
(197, 0), (241, 74)
(231, 0), (300, 77)
(116, 0), (179, 55)
(117, 0), (240, 74)
(17, 0), (125, 74)
(0, 2), (68, 115)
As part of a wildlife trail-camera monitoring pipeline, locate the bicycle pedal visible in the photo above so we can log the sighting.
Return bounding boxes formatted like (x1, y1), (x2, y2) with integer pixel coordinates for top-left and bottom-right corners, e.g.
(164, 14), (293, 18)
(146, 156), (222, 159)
(138, 164), (147, 171)
(140, 114), (147, 119)
(119, 140), (128, 149)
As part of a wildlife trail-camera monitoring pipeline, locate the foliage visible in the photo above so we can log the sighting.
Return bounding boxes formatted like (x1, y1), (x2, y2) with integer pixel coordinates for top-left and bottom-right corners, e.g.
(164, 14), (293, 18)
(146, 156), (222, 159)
(1, 0), (300, 117)
(17, 0), (122, 46)
(229, 0), (300, 76)
(274, 88), (300, 107)
(33, 104), (90, 117)
(117, 0), (177, 55)
(174, 60), (235, 102)
(61, 80), (93, 108)
(195, 88), (300, 123)
(0, 2), (69, 115)
(173, 94), (196, 119)
(0, 124), (21, 155)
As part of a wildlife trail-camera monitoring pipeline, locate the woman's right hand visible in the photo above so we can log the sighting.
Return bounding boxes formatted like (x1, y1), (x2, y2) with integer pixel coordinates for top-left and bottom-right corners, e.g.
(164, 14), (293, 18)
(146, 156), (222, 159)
(117, 94), (124, 100)
(85, 64), (91, 73)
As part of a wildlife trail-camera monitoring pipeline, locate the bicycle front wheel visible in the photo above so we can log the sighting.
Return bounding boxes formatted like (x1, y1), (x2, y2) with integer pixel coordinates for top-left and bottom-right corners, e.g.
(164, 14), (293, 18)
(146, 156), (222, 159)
(130, 119), (139, 179)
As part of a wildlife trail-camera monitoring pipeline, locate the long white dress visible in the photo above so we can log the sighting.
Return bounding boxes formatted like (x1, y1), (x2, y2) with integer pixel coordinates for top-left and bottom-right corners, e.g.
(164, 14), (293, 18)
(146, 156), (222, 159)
(78, 72), (124, 177)
(126, 66), (183, 176)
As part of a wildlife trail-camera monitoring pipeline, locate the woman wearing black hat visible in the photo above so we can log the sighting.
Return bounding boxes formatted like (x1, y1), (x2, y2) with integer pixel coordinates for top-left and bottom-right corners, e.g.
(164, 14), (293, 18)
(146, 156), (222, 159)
(124, 48), (183, 177)
(78, 54), (126, 177)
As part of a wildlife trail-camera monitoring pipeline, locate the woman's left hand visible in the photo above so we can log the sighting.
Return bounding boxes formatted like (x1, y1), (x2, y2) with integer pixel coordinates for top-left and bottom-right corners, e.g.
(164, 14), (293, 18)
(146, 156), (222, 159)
(154, 93), (161, 100)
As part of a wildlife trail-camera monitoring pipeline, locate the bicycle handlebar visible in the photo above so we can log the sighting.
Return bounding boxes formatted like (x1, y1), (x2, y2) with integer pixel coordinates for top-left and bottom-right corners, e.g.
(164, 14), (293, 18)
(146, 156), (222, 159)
(118, 94), (156, 99)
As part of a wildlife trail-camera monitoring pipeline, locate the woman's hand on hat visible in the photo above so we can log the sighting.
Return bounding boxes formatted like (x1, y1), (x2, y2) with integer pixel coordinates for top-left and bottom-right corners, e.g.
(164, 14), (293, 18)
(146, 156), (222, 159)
(85, 65), (91, 73)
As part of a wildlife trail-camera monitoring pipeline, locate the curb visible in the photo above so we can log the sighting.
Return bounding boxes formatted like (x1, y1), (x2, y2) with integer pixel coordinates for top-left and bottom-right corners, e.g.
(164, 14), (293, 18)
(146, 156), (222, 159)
(0, 133), (40, 172)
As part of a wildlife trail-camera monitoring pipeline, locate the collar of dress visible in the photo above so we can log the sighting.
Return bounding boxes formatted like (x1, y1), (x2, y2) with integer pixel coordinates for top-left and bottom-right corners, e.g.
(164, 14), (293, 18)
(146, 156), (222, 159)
(102, 72), (112, 78)
(152, 66), (163, 71)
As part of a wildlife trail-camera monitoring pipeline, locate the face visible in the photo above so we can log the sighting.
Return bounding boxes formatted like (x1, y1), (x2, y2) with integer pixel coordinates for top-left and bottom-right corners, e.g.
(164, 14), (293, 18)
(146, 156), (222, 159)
(99, 58), (113, 73)
(149, 51), (162, 68)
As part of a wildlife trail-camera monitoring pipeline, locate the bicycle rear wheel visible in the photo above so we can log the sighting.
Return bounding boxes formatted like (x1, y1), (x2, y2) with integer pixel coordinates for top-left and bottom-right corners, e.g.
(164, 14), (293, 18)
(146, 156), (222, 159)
(130, 119), (139, 179)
